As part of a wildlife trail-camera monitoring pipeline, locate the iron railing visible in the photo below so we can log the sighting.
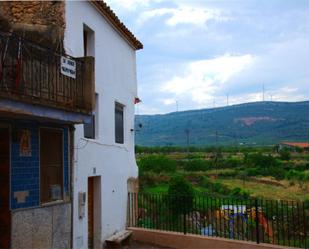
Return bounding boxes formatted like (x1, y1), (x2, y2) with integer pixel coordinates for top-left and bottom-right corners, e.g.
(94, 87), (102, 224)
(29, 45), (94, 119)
(0, 31), (92, 113)
(128, 193), (309, 248)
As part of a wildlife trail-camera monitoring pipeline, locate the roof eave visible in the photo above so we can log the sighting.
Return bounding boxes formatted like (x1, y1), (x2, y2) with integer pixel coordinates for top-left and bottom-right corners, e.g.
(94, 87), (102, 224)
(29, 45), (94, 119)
(89, 1), (143, 51)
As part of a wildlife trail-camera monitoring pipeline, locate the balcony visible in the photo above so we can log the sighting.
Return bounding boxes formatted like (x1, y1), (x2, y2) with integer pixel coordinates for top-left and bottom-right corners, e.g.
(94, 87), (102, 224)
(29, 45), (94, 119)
(0, 31), (94, 117)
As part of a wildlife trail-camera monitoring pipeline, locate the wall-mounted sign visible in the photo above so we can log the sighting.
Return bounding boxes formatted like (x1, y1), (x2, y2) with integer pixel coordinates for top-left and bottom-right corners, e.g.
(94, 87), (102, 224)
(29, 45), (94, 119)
(20, 129), (31, 157)
(61, 56), (76, 79)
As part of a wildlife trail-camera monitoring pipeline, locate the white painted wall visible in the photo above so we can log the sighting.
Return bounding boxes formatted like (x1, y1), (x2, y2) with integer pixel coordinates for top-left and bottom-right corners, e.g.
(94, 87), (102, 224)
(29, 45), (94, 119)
(64, 1), (139, 248)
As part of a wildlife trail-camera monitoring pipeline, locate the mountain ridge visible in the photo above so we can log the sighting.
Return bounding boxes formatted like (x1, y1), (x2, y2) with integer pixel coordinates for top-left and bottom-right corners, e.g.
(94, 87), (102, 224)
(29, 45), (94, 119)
(135, 101), (309, 146)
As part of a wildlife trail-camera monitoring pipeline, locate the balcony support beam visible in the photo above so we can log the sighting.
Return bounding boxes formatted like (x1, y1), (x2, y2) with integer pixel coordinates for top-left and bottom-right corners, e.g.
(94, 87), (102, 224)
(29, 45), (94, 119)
(0, 98), (91, 124)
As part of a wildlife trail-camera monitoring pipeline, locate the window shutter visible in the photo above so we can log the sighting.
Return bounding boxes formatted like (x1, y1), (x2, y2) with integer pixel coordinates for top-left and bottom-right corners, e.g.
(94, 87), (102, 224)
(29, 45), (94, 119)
(115, 103), (124, 144)
(84, 114), (95, 139)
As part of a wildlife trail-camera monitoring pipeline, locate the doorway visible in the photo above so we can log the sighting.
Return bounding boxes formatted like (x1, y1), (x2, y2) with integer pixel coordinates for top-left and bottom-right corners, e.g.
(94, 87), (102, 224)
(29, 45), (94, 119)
(88, 177), (94, 249)
(88, 176), (101, 249)
(0, 127), (10, 249)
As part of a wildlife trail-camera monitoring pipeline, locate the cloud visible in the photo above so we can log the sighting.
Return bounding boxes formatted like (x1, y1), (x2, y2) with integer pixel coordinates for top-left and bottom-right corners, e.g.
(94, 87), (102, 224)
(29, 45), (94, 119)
(161, 98), (176, 105)
(160, 54), (254, 105)
(105, 0), (309, 114)
(138, 6), (230, 26)
(105, 0), (162, 11)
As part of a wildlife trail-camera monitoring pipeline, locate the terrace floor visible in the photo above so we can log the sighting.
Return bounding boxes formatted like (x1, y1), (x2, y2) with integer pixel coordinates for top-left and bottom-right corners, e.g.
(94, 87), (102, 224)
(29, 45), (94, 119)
(129, 241), (173, 249)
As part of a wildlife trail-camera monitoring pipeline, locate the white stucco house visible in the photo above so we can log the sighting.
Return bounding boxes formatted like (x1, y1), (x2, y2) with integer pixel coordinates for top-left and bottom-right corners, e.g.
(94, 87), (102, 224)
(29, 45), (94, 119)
(64, 1), (142, 248)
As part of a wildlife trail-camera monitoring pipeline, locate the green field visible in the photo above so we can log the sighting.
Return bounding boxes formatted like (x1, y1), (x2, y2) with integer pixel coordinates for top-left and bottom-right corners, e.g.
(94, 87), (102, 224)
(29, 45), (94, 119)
(136, 147), (309, 202)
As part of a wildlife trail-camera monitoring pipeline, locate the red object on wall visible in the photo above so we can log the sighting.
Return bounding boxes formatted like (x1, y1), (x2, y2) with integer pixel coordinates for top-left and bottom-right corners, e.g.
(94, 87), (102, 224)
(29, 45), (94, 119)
(134, 97), (141, 104)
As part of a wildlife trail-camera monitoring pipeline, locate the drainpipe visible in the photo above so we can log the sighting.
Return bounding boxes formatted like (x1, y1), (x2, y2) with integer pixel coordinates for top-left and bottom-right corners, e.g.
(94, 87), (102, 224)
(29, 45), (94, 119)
(69, 125), (75, 249)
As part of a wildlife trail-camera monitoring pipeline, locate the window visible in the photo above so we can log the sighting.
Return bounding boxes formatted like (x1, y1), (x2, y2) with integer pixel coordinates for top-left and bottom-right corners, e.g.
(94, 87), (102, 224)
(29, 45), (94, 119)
(83, 24), (95, 57)
(40, 128), (63, 203)
(115, 102), (124, 144)
(83, 24), (96, 139)
(84, 93), (99, 139)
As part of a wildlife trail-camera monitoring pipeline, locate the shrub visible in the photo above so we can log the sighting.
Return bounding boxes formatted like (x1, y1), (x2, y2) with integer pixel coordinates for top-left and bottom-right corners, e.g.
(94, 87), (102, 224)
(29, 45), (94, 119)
(167, 175), (194, 215)
(218, 170), (238, 177)
(186, 153), (204, 160)
(221, 157), (242, 168)
(245, 168), (260, 177)
(295, 147), (304, 153)
(139, 172), (156, 188)
(267, 167), (286, 180)
(279, 148), (291, 161)
(246, 153), (279, 168)
(285, 169), (300, 181)
(285, 170), (309, 188)
(138, 155), (177, 174)
(201, 176), (212, 189)
(230, 187), (250, 198)
(244, 153), (286, 179)
(304, 199), (309, 210)
(184, 159), (212, 171)
(244, 166), (285, 179)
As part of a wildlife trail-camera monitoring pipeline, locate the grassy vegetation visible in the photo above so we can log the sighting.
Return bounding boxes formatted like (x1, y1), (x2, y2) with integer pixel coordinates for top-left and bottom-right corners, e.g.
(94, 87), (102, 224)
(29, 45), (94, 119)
(136, 146), (309, 202)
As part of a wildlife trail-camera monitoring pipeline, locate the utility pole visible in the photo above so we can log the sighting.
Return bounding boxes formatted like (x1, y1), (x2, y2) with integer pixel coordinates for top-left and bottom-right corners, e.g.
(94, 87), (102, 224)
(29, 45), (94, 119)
(176, 100), (178, 112)
(215, 130), (218, 146)
(185, 128), (190, 154)
(215, 131), (219, 174)
(262, 84), (265, 102)
(226, 93), (229, 106)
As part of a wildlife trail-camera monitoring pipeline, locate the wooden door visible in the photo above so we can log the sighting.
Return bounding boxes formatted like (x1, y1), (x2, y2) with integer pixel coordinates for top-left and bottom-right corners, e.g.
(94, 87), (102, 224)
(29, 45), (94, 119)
(0, 128), (10, 249)
(88, 177), (94, 249)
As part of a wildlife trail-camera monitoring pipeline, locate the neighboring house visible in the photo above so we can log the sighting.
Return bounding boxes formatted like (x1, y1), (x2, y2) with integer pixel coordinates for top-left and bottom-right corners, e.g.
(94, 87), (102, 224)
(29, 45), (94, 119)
(279, 142), (309, 151)
(64, 1), (142, 248)
(0, 1), (142, 249)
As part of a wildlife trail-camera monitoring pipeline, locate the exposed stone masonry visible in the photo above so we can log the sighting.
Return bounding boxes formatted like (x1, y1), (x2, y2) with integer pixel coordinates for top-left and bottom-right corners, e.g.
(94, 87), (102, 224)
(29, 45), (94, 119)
(0, 1), (65, 50)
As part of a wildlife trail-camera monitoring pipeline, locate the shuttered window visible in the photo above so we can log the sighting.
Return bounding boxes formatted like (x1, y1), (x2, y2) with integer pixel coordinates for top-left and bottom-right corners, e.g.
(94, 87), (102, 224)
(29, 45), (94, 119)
(115, 102), (124, 144)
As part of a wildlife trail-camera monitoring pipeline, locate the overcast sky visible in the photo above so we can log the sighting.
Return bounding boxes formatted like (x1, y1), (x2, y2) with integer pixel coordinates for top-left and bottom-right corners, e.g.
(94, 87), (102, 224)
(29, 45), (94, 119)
(106, 0), (309, 114)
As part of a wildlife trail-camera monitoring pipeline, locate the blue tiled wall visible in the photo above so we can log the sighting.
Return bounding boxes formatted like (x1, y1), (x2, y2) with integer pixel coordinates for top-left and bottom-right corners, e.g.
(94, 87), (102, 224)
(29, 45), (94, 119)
(11, 123), (39, 209)
(10, 122), (69, 209)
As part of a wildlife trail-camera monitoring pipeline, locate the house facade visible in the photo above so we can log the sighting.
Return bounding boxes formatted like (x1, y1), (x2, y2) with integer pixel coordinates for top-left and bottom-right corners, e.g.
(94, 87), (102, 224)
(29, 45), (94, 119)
(64, 1), (142, 248)
(0, 1), (142, 248)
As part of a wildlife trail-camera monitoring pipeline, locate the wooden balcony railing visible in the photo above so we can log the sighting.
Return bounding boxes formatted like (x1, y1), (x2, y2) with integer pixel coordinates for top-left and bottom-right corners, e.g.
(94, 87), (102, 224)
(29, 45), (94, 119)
(0, 31), (94, 114)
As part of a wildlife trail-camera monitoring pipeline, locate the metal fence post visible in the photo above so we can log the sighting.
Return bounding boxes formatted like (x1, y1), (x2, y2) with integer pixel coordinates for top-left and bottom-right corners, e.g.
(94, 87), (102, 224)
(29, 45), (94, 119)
(183, 196), (187, 235)
(303, 201), (307, 248)
(255, 199), (260, 244)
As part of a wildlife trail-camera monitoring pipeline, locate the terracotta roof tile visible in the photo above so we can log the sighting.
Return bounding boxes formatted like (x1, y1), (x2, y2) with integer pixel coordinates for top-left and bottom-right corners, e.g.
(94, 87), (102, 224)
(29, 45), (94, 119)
(281, 142), (309, 148)
(89, 0), (143, 50)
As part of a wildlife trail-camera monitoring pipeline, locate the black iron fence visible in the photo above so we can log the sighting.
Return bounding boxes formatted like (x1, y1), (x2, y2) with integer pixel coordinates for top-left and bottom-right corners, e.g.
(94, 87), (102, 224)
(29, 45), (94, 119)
(0, 31), (92, 113)
(128, 193), (309, 248)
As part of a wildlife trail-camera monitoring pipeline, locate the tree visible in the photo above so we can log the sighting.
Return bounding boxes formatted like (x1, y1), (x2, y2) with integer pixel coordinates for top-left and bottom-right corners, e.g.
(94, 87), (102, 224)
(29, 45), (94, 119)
(279, 148), (291, 161)
(167, 175), (194, 216)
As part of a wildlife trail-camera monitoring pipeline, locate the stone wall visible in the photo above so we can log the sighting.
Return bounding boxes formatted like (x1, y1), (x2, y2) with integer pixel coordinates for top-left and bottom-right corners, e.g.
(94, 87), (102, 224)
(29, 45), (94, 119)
(11, 203), (71, 249)
(0, 1), (65, 50)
